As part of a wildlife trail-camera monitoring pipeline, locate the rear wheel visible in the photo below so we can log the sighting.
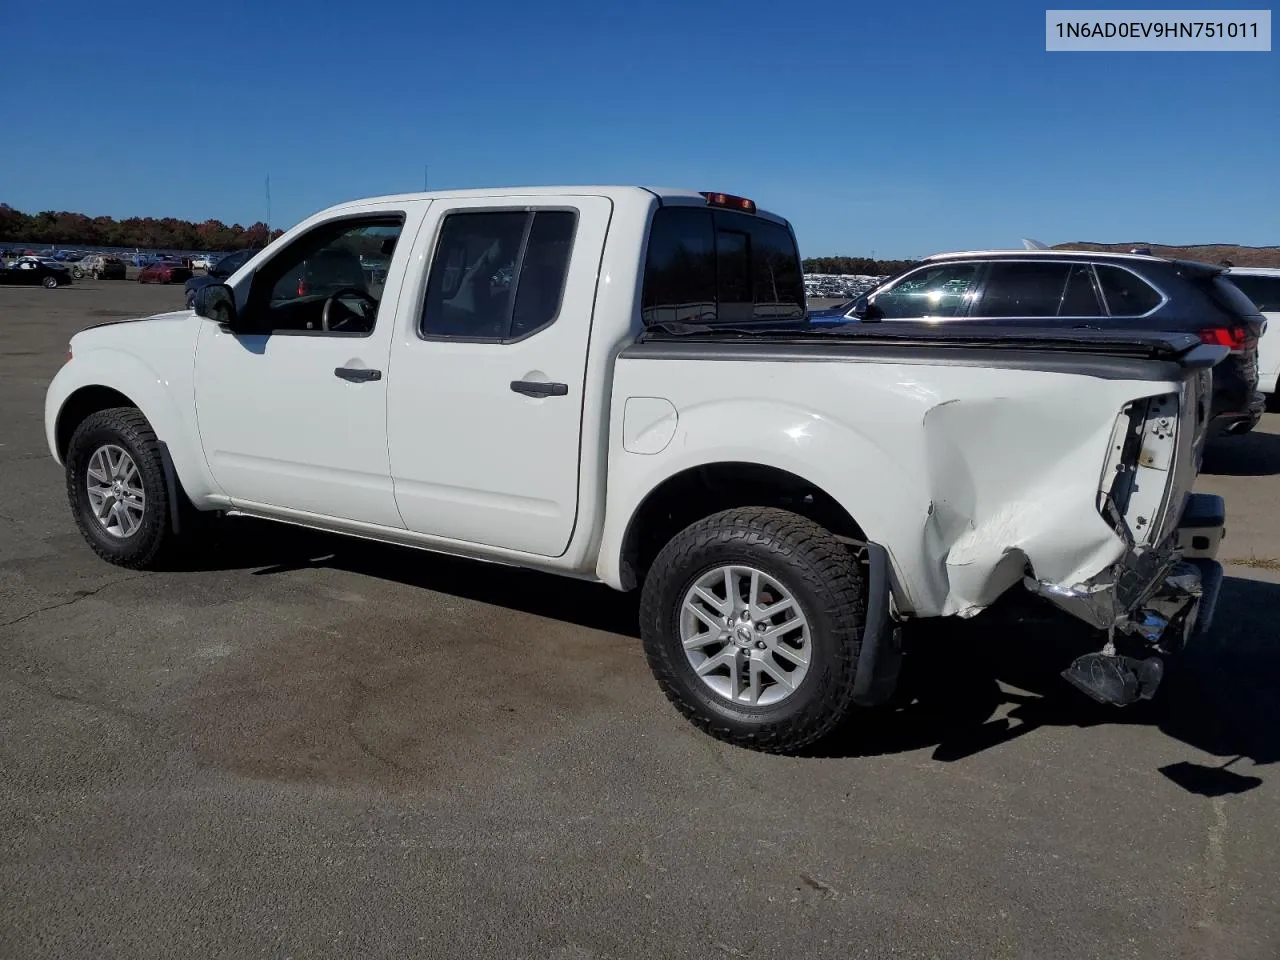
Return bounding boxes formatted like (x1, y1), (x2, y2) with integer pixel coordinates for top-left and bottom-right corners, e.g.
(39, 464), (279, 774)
(639, 507), (866, 754)
(72, 266), (84, 279)
(65, 408), (181, 569)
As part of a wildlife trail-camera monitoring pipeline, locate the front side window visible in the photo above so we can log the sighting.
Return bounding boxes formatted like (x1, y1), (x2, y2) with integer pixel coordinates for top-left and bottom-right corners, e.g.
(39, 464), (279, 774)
(974, 261), (1103, 318)
(640, 207), (805, 327)
(870, 263), (980, 319)
(420, 209), (577, 341)
(1095, 264), (1162, 316)
(245, 216), (403, 335)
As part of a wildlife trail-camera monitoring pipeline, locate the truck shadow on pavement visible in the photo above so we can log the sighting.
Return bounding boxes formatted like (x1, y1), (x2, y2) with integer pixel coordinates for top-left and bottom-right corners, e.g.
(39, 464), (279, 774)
(200, 519), (1278, 795)
(821, 576), (1279, 795)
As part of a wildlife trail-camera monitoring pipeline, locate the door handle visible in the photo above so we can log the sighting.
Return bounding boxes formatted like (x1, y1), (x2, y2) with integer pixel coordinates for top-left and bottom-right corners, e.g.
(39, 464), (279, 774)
(510, 380), (568, 398)
(334, 366), (382, 382)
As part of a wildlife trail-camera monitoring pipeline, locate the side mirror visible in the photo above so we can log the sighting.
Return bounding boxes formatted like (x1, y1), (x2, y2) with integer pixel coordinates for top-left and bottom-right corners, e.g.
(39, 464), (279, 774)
(852, 296), (883, 323)
(193, 283), (241, 328)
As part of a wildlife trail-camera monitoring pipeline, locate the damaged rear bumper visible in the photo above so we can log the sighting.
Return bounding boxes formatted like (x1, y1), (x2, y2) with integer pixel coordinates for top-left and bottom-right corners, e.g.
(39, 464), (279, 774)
(1024, 493), (1224, 647)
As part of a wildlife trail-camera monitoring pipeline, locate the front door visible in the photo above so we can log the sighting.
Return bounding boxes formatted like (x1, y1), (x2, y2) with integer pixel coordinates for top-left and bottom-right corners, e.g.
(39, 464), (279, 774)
(193, 206), (425, 528)
(386, 195), (611, 557)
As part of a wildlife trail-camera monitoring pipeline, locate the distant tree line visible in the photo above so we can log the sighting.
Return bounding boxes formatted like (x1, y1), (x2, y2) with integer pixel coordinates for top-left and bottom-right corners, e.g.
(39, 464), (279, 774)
(0, 203), (286, 252)
(802, 256), (917, 276)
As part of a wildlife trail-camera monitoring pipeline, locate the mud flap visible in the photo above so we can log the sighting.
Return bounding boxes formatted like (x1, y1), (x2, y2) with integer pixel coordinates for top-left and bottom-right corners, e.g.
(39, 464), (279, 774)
(851, 542), (903, 706)
(155, 440), (183, 536)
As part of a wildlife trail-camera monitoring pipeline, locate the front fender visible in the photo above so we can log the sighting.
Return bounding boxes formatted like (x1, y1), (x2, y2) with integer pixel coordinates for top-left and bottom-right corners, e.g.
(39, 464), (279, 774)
(45, 348), (222, 504)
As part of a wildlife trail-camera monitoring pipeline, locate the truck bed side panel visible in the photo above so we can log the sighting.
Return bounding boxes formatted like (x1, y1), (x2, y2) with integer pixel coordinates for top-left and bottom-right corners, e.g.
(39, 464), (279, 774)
(599, 347), (1195, 617)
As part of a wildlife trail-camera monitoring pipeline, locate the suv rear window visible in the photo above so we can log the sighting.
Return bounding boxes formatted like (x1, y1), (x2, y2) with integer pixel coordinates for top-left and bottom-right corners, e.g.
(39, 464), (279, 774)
(1226, 274), (1280, 313)
(641, 206), (805, 327)
(1095, 264), (1162, 316)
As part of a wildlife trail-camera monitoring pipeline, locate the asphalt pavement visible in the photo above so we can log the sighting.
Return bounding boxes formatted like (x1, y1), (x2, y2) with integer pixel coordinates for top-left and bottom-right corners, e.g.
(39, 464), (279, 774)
(2, 282), (1278, 959)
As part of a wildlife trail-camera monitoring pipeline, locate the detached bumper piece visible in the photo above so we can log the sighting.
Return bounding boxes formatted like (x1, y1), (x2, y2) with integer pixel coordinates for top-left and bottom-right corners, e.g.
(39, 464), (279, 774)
(1026, 494), (1225, 707)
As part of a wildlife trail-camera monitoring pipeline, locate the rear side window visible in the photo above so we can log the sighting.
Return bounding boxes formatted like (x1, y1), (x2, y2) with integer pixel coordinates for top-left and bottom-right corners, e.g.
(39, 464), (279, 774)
(871, 263), (980, 319)
(1225, 274), (1280, 313)
(1096, 265), (1162, 316)
(975, 261), (1103, 318)
(641, 207), (805, 327)
(421, 209), (577, 341)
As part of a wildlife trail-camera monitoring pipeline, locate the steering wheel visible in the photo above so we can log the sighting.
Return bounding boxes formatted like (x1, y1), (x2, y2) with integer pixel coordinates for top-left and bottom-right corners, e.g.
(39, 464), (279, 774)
(321, 288), (379, 332)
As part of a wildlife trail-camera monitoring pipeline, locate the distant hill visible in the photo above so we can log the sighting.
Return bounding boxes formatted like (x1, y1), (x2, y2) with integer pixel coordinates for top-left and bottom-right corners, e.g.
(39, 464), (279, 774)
(1053, 242), (1280, 268)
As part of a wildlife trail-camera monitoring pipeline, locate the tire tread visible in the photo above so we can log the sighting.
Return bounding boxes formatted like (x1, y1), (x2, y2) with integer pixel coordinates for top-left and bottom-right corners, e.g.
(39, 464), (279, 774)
(639, 506), (865, 754)
(65, 407), (175, 570)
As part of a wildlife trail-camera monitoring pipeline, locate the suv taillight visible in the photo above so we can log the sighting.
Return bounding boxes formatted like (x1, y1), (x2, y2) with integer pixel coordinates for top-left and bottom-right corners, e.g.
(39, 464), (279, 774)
(1199, 325), (1251, 351)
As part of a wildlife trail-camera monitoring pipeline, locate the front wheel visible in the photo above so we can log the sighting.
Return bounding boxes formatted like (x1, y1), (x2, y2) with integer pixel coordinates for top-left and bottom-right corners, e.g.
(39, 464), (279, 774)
(639, 507), (866, 754)
(42, 275), (59, 288)
(65, 407), (181, 569)
(72, 266), (84, 279)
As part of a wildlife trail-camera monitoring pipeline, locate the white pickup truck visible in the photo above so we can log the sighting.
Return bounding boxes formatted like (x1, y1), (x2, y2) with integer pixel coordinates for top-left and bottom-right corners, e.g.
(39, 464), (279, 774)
(45, 186), (1227, 753)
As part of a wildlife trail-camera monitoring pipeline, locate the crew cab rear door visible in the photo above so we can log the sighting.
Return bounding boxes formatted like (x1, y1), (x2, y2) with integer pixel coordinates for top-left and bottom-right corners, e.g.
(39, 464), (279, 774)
(386, 194), (612, 557)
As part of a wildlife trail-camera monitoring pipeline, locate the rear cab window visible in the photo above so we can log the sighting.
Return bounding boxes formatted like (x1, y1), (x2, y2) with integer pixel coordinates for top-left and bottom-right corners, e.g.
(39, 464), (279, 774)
(641, 206), (806, 327)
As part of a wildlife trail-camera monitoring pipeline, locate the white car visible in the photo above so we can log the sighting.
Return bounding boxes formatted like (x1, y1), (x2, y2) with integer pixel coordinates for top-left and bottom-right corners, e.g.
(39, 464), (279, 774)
(1226, 267), (1280, 395)
(190, 255), (217, 271)
(44, 186), (1227, 752)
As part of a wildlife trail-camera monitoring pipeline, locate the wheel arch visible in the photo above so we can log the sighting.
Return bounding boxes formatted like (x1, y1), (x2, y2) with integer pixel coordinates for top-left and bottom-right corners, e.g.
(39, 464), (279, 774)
(54, 385), (138, 461)
(47, 354), (221, 506)
(613, 461), (867, 593)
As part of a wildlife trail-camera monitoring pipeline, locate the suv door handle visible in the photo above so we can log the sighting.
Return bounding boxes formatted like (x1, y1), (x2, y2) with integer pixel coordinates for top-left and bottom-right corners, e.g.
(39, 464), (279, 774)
(510, 380), (568, 398)
(334, 366), (382, 383)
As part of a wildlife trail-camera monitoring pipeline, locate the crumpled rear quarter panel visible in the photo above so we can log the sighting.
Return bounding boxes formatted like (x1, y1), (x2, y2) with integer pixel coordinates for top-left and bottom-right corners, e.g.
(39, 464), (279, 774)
(606, 352), (1185, 618)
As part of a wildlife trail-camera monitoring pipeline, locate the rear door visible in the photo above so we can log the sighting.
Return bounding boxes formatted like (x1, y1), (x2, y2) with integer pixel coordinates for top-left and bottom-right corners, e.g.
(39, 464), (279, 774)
(965, 260), (1105, 322)
(385, 195), (611, 557)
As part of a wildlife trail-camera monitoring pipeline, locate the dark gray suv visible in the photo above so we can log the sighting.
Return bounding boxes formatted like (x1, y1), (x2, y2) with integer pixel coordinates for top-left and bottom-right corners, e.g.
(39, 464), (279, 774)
(817, 250), (1266, 436)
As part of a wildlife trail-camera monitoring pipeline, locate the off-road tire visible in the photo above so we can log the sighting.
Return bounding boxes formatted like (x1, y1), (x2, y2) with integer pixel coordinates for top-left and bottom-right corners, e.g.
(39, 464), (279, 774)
(639, 507), (866, 754)
(65, 407), (180, 569)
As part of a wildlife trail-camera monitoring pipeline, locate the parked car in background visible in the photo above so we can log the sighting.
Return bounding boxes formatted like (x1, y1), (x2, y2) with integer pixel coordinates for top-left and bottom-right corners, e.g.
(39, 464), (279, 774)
(138, 260), (193, 284)
(190, 255), (216, 271)
(1, 259), (72, 287)
(816, 250), (1266, 436)
(184, 248), (258, 307)
(1224, 267), (1280, 398)
(72, 255), (128, 280)
(15, 255), (68, 269)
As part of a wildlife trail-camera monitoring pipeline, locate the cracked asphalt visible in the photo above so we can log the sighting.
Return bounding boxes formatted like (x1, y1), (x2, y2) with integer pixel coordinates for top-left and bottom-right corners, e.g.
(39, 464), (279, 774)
(2, 284), (1279, 960)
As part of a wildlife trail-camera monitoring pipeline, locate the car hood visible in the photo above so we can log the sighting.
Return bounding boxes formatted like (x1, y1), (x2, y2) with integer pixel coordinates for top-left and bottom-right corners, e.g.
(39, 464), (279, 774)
(78, 309), (194, 334)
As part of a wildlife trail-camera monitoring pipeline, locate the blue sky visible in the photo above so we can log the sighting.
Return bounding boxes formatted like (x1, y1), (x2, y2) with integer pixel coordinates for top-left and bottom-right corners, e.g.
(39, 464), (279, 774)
(1, 0), (1275, 258)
